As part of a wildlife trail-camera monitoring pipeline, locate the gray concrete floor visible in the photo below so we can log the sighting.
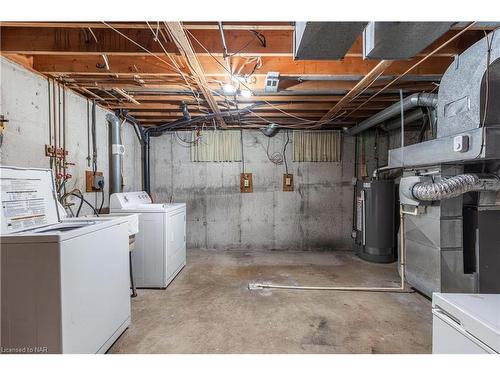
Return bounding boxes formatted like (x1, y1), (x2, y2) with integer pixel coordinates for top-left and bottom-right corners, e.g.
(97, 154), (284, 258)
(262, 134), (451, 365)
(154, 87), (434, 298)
(109, 249), (432, 354)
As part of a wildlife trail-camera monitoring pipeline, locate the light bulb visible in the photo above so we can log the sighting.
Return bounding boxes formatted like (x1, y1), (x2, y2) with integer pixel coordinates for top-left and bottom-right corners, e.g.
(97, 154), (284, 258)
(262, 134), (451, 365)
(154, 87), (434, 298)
(222, 84), (237, 95)
(239, 89), (253, 98)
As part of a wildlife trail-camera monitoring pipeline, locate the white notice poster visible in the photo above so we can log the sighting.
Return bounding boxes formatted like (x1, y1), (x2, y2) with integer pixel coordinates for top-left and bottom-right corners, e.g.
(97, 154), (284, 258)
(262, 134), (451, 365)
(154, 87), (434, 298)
(0, 167), (58, 234)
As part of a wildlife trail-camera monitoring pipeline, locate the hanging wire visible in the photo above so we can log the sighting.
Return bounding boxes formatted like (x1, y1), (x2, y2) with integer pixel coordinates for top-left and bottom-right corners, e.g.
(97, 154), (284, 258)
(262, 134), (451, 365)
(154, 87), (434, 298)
(184, 28), (321, 124)
(168, 24), (323, 126)
(145, 21), (205, 114)
(240, 127), (245, 173)
(102, 21), (182, 73)
(266, 136), (284, 165)
(102, 21), (324, 128)
(339, 22), (478, 121)
(283, 130), (290, 175)
(480, 29), (495, 127)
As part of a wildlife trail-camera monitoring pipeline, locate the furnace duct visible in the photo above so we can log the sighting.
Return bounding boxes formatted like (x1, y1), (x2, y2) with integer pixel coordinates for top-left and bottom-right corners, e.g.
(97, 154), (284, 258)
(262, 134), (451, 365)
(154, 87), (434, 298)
(411, 174), (500, 201)
(346, 92), (438, 136)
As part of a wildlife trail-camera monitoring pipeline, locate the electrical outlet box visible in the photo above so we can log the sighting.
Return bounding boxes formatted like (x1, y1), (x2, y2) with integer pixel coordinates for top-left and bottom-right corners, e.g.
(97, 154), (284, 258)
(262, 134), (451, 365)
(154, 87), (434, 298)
(264, 72), (280, 92)
(283, 174), (294, 192)
(93, 175), (105, 190)
(85, 170), (104, 192)
(240, 173), (253, 193)
(453, 134), (469, 153)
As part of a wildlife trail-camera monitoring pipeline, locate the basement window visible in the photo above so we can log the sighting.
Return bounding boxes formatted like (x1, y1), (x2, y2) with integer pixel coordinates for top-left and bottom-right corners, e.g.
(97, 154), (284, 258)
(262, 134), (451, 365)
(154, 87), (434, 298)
(190, 130), (242, 162)
(293, 130), (342, 162)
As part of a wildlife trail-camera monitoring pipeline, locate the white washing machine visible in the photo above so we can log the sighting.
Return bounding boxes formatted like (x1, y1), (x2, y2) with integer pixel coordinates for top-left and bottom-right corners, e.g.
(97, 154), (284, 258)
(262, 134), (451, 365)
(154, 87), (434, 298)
(432, 293), (500, 354)
(0, 166), (131, 354)
(110, 191), (186, 288)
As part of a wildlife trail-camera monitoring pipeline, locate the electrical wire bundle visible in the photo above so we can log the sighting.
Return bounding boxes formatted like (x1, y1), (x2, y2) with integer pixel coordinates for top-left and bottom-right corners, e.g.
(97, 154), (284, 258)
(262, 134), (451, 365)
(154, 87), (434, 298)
(101, 21), (481, 131)
(102, 21), (327, 129)
(265, 130), (290, 170)
(266, 136), (283, 165)
(174, 124), (205, 147)
(59, 189), (100, 217)
(283, 130), (290, 175)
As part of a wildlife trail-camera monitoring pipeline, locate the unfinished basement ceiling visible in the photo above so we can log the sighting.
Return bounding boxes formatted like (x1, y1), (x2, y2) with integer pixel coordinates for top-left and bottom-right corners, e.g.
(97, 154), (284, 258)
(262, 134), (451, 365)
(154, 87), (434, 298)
(0, 21), (491, 129)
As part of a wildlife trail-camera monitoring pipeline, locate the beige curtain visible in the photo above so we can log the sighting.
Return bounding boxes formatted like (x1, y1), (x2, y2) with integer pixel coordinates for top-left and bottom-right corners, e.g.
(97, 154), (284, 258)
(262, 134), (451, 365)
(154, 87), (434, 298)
(293, 130), (342, 162)
(191, 130), (242, 162)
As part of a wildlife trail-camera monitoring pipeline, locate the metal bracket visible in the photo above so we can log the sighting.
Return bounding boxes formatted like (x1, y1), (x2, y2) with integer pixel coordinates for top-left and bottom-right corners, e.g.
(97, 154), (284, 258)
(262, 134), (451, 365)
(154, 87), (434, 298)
(0, 115), (8, 131)
(401, 205), (420, 216)
(453, 53), (460, 69)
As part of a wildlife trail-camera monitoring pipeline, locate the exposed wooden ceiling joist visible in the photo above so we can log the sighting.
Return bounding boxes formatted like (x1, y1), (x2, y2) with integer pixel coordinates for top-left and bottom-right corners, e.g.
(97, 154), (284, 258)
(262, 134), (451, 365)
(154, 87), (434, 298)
(0, 22), (295, 31)
(0, 27), (291, 56)
(0, 27), (485, 58)
(319, 60), (393, 123)
(113, 102), (392, 111)
(30, 54), (453, 76)
(0, 21), (488, 128)
(164, 21), (226, 126)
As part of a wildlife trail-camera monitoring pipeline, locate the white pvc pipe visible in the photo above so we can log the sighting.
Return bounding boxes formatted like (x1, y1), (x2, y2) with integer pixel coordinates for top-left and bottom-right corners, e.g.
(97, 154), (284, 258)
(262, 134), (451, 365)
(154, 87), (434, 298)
(249, 206), (410, 294)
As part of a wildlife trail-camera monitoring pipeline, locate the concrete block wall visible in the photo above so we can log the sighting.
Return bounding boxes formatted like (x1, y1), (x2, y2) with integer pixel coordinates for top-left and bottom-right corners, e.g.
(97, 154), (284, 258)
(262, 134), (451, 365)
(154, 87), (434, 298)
(0, 57), (142, 214)
(151, 130), (363, 251)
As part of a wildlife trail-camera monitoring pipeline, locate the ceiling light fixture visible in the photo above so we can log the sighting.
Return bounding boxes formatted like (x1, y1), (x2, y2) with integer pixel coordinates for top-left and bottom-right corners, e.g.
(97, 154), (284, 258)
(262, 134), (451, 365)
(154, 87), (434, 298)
(239, 89), (253, 98)
(222, 84), (237, 95)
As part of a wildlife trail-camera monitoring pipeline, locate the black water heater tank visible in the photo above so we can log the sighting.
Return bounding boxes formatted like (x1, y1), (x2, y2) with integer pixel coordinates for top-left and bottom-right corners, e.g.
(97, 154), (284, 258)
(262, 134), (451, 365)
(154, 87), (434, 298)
(353, 179), (396, 263)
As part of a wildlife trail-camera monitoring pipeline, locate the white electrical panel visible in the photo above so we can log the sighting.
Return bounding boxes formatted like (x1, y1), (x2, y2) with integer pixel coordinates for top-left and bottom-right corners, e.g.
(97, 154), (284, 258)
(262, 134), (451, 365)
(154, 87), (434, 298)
(265, 72), (280, 92)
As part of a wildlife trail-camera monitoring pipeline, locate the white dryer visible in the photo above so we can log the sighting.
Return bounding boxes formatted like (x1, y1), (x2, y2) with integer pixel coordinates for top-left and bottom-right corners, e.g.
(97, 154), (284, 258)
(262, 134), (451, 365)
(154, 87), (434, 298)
(432, 293), (500, 354)
(110, 191), (186, 288)
(0, 166), (131, 354)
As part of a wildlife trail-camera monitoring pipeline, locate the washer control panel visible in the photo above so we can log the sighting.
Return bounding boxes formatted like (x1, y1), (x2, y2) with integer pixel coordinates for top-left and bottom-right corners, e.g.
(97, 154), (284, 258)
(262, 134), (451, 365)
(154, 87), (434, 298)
(110, 191), (152, 209)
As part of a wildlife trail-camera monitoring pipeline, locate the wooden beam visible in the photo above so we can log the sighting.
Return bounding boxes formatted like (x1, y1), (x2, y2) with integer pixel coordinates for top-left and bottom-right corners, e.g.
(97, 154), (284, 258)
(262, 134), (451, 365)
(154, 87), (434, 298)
(78, 87), (105, 101)
(1, 53), (34, 70)
(0, 27), (484, 58)
(0, 27), (292, 56)
(132, 110), (379, 119)
(164, 21), (225, 126)
(6, 20), (494, 32)
(113, 88), (140, 105)
(118, 102), (389, 111)
(112, 94), (401, 103)
(319, 60), (393, 123)
(0, 22), (295, 31)
(31, 54), (453, 76)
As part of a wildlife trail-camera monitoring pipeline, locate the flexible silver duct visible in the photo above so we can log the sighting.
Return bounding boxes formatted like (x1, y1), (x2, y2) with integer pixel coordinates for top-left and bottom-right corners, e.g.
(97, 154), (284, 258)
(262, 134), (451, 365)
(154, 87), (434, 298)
(346, 92), (438, 135)
(412, 174), (500, 201)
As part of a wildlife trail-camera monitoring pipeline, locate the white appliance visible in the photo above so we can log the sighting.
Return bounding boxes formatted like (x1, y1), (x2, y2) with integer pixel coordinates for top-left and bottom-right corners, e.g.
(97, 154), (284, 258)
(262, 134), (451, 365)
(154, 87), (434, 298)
(82, 213), (141, 297)
(81, 213), (140, 238)
(0, 166), (131, 354)
(432, 293), (500, 354)
(110, 191), (186, 288)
